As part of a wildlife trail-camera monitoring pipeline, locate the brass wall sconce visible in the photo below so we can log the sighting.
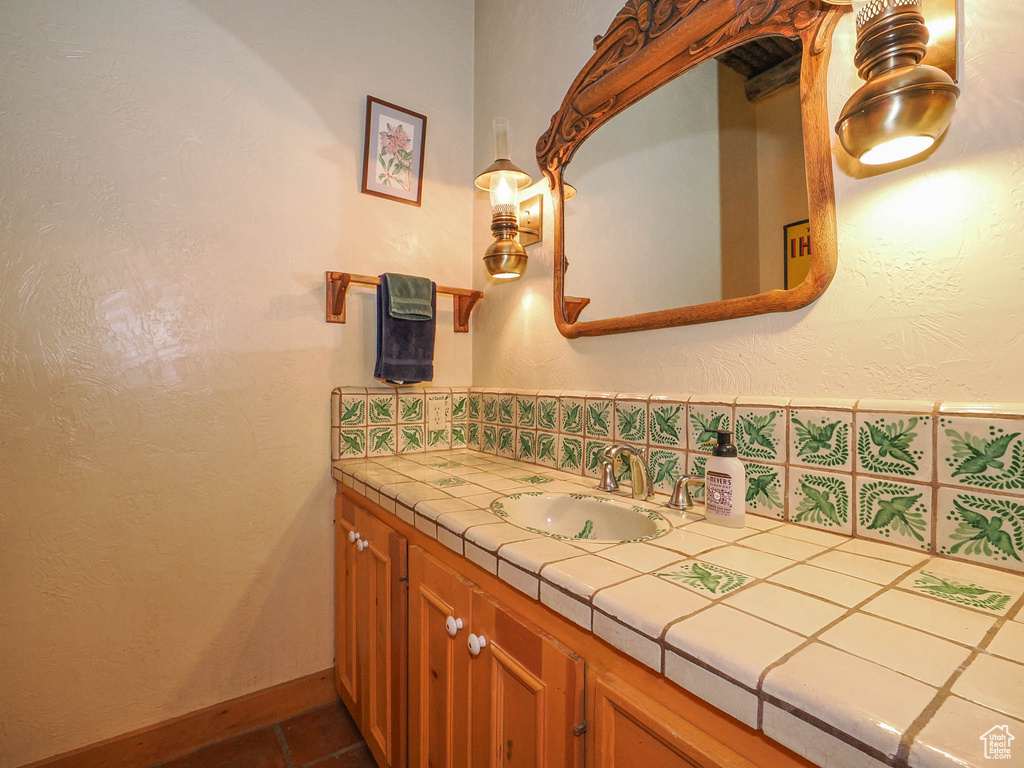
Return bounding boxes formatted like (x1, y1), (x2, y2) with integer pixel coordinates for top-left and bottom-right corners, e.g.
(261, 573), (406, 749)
(835, 0), (960, 166)
(475, 118), (534, 281)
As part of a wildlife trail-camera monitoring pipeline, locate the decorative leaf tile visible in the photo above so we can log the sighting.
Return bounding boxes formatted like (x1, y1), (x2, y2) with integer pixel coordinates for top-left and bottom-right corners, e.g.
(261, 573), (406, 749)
(482, 394), (498, 424)
(482, 425), (497, 454)
(424, 458), (462, 468)
(585, 399), (613, 439)
(649, 449), (685, 495)
(398, 425), (424, 454)
(338, 428), (367, 458)
(451, 392), (468, 422)
(745, 462), (785, 519)
(649, 402), (687, 450)
(498, 395), (516, 426)
(537, 397), (559, 432)
(655, 561), (750, 597)
(559, 435), (584, 473)
(536, 432), (558, 468)
(468, 392), (480, 420)
(908, 570), (1014, 613)
(936, 488), (1024, 572)
(515, 474), (553, 485)
(339, 395), (367, 427)
(368, 393), (396, 425)
(497, 426), (515, 458)
(467, 422), (480, 450)
(789, 409), (853, 471)
(687, 453), (708, 500)
(427, 426), (450, 450)
(788, 468), (853, 534)
(517, 395), (536, 428)
(431, 476), (467, 488)
(735, 408), (785, 463)
(516, 429), (535, 461)
(585, 439), (610, 479)
(368, 426), (397, 457)
(451, 423), (467, 449)
(856, 478), (932, 550)
(560, 398), (585, 435)
(856, 412), (932, 482)
(398, 393), (425, 424)
(938, 416), (1024, 492)
(615, 400), (648, 444)
(688, 404), (732, 455)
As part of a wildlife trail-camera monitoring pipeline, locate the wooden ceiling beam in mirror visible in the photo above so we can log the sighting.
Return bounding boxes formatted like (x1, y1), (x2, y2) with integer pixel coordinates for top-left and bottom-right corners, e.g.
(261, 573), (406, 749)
(537, 0), (846, 339)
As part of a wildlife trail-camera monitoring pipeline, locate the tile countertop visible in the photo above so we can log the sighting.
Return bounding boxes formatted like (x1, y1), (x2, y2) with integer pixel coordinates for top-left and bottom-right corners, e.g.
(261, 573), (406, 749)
(333, 450), (1024, 768)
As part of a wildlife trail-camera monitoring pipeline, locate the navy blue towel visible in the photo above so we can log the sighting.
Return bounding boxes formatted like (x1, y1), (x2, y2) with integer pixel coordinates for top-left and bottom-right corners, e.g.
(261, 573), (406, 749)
(374, 274), (437, 385)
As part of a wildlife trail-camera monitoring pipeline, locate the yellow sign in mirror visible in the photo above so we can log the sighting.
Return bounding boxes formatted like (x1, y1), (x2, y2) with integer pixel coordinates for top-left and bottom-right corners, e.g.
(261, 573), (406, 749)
(784, 219), (811, 290)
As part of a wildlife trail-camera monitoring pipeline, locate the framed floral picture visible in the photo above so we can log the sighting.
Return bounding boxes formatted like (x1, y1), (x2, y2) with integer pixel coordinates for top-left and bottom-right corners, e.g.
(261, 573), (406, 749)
(361, 96), (427, 206)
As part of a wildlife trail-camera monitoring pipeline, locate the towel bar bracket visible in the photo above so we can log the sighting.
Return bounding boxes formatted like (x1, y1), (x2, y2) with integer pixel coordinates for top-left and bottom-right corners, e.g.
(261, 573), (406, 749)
(326, 271), (483, 333)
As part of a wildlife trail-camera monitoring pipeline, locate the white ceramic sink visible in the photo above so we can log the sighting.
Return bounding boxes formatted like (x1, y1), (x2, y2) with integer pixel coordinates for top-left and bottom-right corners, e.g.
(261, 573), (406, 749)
(491, 492), (670, 544)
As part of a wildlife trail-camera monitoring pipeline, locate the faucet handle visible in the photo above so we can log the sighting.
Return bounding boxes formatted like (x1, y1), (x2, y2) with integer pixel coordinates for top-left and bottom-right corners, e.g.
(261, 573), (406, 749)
(667, 475), (705, 510)
(597, 458), (619, 492)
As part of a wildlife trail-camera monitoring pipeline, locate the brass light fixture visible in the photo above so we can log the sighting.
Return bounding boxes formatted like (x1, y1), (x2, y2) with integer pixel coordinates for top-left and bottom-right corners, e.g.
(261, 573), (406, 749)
(835, 0), (960, 166)
(475, 118), (534, 280)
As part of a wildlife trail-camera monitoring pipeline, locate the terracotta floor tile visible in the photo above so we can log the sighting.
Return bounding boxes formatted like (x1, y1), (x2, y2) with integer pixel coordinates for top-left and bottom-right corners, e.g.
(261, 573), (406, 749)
(314, 744), (378, 767)
(162, 727), (287, 768)
(280, 702), (362, 765)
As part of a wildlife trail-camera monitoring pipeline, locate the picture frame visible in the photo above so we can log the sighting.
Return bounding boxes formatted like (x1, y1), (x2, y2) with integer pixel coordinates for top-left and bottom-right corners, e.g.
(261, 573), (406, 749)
(783, 219), (812, 290)
(361, 96), (427, 207)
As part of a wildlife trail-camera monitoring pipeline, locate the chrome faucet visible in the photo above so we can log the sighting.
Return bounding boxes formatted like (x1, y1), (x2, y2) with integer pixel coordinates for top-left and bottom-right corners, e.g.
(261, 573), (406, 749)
(596, 444), (653, 500)
(667, 475), (706, 511)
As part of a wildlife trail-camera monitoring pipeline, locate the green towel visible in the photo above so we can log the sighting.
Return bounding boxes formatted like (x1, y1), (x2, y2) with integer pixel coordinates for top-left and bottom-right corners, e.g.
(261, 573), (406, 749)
(383, 273), (434, 321)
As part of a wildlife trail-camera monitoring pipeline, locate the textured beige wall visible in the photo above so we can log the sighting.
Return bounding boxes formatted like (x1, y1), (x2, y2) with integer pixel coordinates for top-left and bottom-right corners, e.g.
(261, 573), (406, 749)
(0, 1), (474, 764)
(472, 0), (1024, 402)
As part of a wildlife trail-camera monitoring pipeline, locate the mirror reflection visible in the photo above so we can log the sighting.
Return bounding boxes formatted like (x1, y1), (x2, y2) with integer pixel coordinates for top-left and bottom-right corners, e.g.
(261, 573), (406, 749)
(563, 36), (809, 320)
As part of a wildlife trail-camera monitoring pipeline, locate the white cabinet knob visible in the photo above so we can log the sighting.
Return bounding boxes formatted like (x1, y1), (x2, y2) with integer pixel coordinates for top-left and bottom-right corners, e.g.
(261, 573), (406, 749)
(348, 531), (360, 544)
(468, 633), (487, 657)
(356, 539), (368, 552)
(445, 616), (464, 637)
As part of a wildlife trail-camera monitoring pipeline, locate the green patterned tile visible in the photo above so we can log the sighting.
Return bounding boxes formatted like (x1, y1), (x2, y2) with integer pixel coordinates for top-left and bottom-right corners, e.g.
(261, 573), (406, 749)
(368, 426), (397, 457)
(937, 488), (1024, 572)
(745, 462), (785, 519)
(907, 570), (1015, 613)
(482, 393), (498, 424)
(516, 429), (536, 462)
(338, 428), (367, 458)
(559, 435), (584, 473)
(427, 426), (451, 450)
(688, 404), (732, 455)
(398, 425), (424, 454)
(687, 453), (708, 501)
(517, 395), (537, 429)
(451, 390), (468, 421)
(789, 409), (853, 471)
(339, 394), (367, 427)
(856, 412), (932, 482)
(431, 476), (467, 488)
(498, 394), (516, 426)
(856, 478), (931, 550)
(468, 392), (481, 420)
(536, 431), (558, 468)
(368, 392), (397, 425)
(467, 422), (480, 450)
(615, 400), (648, 444)
(649, 402), (686, 450)
(655, 560), (750, 597)
(585, 439), (611, 479)
(585, 399), (613, 439)
(735, 408), (785, 463)
(451, 423), (467, 449)
(424, 458), (463, 468)
(515, 474), (553, 485)
(482, 425), (497, 454)
(497, 426), (516, 458)
(648, 449), (685, 495)
(398, 393), (425, 424)
(939, 415), (1024, 493)
(560, 397), (584, 435)
(788, 468), (853, 534)
(537, 396), (559, 432)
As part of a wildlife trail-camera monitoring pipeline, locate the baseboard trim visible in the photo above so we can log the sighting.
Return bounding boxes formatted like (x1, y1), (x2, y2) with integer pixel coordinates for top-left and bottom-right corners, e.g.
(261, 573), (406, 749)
(21, 668), (338, 768)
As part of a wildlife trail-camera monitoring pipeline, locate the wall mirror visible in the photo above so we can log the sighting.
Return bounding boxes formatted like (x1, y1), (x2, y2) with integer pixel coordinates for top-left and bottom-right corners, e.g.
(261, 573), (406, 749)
(537, 0), (845, 337)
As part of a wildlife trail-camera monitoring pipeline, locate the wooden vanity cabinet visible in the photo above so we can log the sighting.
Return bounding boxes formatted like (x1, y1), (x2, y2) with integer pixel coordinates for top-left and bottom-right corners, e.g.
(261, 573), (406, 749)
(334, 495), (408, 768)
(408, 546), (584, 768)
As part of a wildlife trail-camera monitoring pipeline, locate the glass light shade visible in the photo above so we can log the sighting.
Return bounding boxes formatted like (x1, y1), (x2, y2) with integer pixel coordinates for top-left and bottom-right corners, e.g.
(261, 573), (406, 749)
(489, 171), (519, 216)
(859, 135), (935, 165)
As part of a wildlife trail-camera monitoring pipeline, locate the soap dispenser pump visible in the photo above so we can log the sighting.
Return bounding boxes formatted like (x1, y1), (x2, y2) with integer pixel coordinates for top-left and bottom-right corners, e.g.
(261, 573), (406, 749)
(704, 430), (746, 528)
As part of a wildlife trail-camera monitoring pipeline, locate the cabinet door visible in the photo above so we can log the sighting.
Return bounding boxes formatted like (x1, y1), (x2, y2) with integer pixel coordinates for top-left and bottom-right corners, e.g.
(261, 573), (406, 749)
(469, 591), (584, 768)
(408, 546), (474, 768)
(334, 494), (360, 714)
(356, 507), (408, 768)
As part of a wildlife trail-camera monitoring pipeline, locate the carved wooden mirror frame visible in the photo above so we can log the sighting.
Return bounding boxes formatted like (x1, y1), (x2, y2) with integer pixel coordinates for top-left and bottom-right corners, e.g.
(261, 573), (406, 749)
(537, 0), (845, 338)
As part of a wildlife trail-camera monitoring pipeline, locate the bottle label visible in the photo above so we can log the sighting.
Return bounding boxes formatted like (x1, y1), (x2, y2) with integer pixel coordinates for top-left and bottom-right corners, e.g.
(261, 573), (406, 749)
(705, 470), (734, 519)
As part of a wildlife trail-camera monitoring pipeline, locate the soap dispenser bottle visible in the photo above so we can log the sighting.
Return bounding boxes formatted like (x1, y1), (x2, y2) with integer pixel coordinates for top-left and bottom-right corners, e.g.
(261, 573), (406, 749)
(704, 430), (746, 528)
